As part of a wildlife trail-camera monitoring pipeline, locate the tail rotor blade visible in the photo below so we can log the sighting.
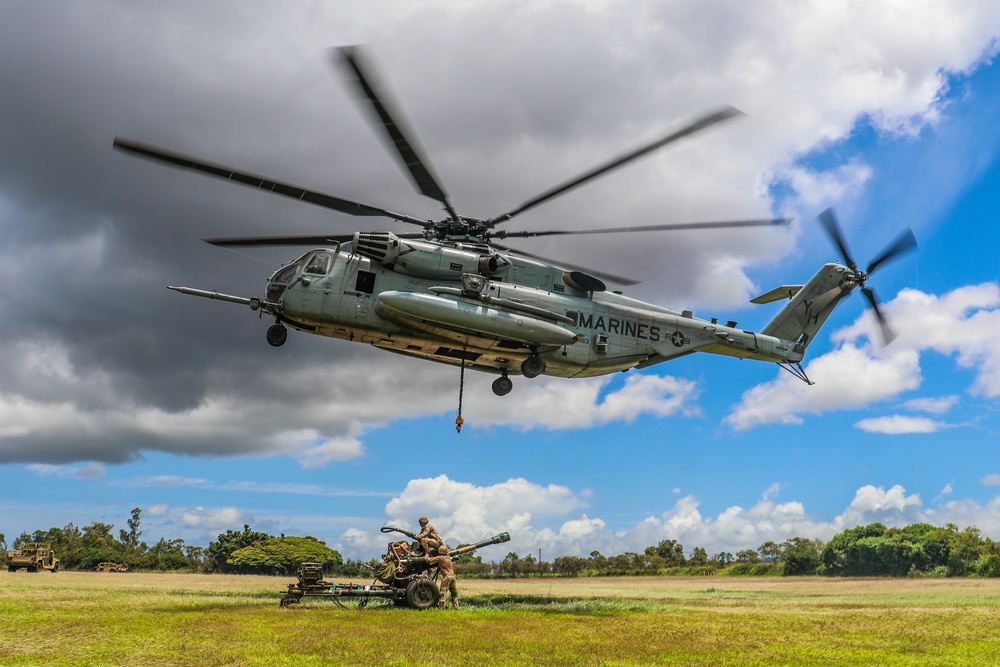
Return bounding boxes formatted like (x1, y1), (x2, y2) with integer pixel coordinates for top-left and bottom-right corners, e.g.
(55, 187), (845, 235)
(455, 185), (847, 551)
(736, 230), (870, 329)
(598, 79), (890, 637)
(861, 286), (896, 345)
(866, 228), (917, 275)
(817, 207), (857, 270)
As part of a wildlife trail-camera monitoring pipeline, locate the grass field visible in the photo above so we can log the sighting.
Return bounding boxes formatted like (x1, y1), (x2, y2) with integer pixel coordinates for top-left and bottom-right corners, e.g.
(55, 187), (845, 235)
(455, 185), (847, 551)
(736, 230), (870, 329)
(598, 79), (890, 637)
(2, 571), (1000, 666)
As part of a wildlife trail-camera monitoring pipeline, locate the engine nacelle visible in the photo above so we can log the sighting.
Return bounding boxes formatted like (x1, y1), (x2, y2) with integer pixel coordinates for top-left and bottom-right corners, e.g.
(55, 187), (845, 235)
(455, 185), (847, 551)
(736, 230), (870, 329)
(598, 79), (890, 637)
(353, 231), (506, 280)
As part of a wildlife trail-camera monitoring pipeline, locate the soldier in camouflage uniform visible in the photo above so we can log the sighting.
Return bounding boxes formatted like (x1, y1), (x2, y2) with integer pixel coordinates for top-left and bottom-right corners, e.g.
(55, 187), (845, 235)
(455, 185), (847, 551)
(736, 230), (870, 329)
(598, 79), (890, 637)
(426, 545), (459, 610)
(416, 516), (443, 555)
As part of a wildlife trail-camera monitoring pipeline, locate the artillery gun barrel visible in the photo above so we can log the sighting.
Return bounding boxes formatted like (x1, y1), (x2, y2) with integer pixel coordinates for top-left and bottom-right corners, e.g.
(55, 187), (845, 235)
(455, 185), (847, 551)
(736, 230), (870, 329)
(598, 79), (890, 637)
(380, 525), (418, 540)
(449, 532), (510, 557)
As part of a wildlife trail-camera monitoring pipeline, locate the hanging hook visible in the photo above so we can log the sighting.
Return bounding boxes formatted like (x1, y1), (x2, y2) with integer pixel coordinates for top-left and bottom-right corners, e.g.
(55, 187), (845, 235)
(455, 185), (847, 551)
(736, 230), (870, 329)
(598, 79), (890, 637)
(456, 347), (466, 433)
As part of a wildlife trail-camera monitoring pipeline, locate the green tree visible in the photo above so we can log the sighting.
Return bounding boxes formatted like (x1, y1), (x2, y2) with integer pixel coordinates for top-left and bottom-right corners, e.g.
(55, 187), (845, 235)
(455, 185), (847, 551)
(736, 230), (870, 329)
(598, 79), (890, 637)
(498, 552), (522, 577)
(552, 555), (589, 576)
(689, 547), (709, 566)
(207, 524), (272, 573)
(759, 541), (782, 563)
(781, 537), (823, 575)
(226, 535), (342, 575)
(712, 552), (734, 567)
(120, 507), (143, 549)
(648, 539), (686, 566)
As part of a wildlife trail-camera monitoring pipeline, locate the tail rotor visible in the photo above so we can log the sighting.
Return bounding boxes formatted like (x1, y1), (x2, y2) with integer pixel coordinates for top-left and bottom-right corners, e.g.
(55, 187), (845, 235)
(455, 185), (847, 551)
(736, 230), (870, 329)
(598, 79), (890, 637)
(817, 208), (917, 344)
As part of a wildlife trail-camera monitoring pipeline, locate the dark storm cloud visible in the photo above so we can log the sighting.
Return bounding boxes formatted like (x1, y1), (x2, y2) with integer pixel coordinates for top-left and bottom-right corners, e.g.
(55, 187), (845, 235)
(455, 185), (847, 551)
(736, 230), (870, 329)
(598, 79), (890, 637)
(4, 1), (987, 465)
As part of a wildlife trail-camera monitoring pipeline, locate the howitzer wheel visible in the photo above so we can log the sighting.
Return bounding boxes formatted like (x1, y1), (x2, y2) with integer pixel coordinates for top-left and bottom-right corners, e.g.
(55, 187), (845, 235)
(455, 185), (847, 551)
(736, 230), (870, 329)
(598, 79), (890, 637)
(404, 578), (440, 610)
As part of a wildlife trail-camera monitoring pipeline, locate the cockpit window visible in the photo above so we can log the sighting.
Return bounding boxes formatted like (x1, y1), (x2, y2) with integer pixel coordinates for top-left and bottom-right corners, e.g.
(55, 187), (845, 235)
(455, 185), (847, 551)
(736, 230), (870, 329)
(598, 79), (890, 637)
(304, 253), (331, 275)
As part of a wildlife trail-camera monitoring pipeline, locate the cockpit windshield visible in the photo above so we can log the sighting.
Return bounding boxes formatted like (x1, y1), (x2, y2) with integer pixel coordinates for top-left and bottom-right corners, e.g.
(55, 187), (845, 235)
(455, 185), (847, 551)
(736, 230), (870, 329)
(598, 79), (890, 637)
(304, 252), (331, 275)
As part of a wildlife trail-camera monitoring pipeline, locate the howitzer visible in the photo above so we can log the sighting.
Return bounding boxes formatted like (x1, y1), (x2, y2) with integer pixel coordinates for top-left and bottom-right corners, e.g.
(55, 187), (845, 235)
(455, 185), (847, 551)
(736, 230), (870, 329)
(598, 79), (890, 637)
(280, 530), (511, 610)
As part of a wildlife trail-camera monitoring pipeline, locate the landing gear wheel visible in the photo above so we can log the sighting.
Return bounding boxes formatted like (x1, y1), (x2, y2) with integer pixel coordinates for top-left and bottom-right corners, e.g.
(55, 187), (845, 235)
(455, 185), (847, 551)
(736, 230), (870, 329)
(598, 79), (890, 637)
(405, 578), (440, 610)
(492, 375), (513, 396)
(520, 355), (545, 379)
(266, 324), (288, 347)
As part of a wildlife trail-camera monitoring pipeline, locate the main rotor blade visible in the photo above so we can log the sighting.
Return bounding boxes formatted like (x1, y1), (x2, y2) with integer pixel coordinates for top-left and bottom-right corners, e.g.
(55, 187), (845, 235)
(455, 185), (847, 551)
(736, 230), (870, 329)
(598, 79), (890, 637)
(491, 242), (639, 286)
(113, 137), (428, 227)
(494, 106), (745, 224)
(495, 217), (791, 239)
(337, 46), (460, 222)
(817, 207), (857, 271)
(866, 228), (917, 275)
(203, 232), (427, 247)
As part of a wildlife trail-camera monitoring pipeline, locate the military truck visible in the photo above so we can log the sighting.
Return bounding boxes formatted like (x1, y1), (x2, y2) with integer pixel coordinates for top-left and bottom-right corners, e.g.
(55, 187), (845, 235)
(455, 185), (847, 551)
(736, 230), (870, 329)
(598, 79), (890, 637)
(7, 543), (60, 572)
(96, 562), (129, 573)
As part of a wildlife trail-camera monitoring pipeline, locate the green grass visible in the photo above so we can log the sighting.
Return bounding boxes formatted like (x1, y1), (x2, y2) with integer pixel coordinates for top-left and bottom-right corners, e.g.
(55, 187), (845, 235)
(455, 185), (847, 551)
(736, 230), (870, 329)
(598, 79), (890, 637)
(2, 572), (1000, 666)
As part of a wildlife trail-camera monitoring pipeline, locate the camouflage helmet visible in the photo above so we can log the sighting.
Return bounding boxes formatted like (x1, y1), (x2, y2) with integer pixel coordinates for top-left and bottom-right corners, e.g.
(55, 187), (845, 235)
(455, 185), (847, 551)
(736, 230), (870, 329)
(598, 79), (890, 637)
(438, 545), (449, 555)
(419, 516), (429, 525)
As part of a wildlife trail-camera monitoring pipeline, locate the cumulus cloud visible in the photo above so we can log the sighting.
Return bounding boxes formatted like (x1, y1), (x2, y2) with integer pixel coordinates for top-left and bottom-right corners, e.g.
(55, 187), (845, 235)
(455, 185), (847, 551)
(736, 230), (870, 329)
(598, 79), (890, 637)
(854, 415), (948, 434)
(334, 476), (1000, 560)
(726, 343), (921, 430)
(727, 283), (1000, 430)
(383, 474), (590, 542)
(469, 374), (702, 431)
(181, 506), (248, 530)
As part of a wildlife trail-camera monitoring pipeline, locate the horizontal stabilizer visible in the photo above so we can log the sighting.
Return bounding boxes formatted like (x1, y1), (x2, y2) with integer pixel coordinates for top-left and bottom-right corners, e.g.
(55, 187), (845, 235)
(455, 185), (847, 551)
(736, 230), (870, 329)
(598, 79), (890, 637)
(751, 285), (803, 304)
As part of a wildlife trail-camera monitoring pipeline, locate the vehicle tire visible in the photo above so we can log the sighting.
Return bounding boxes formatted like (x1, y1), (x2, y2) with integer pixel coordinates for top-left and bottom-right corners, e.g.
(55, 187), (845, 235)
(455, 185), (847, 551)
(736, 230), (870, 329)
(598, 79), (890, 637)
(404, 578), (439, 610)
(491, 376), (513, 396)
(266, 324), (288, 347)
(520, 355), (545, 379)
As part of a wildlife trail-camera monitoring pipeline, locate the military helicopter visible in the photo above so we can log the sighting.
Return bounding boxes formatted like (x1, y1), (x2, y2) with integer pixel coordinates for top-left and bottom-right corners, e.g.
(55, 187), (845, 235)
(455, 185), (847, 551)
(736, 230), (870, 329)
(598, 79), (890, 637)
(114, 47), (916, 425)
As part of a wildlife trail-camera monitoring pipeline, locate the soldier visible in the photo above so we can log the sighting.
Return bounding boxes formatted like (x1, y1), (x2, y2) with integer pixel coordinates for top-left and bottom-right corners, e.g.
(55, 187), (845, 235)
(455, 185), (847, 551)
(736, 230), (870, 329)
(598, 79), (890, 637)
(426, 545), (459, 610)
(416, 516), (443, 555)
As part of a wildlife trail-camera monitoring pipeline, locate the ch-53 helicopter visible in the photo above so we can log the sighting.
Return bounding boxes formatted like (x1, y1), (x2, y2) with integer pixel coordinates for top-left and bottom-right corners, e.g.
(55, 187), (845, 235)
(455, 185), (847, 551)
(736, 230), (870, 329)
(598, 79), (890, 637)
(114, 47), (916, 428)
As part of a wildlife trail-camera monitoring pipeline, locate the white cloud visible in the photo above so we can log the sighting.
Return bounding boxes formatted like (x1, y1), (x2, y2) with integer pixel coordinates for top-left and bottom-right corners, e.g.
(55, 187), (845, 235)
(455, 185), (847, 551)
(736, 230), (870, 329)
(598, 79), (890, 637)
(383, 474), (590, 542)
(726, 343), (921, 430)
(323, 474), (1000, 560)
(26, 462), (107, 481)
(471, 374), (702, 431)
(728, 283), (1000, 430)
(904, 395), (960, 415)
(147, 504), (170, 517)
(293, 434), (366, 468)
(982, 474), (1000, 487)
(180, 507), (248, 530)
(854, 415), (947, 434)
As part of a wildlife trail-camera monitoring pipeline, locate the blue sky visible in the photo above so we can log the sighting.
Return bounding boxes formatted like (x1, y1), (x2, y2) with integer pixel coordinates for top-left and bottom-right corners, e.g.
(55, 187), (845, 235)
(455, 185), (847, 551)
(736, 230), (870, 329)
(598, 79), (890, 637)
(2, 2), (1000, 561)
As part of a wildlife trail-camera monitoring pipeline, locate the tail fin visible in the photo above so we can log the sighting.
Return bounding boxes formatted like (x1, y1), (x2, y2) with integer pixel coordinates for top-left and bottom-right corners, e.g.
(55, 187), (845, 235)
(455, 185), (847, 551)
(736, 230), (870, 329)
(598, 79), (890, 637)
(754, 263), (854, 350)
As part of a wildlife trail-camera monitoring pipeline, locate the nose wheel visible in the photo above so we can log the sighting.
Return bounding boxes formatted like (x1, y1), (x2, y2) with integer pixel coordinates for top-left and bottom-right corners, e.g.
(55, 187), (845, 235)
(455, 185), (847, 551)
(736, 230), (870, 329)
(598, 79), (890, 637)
(266, 323), (288, 347)
(491, 374), (513, 396)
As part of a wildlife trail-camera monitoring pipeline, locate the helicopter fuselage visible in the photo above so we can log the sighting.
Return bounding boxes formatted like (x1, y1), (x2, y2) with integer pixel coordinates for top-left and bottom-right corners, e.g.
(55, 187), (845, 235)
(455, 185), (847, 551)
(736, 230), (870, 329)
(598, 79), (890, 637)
(243, 237), (809, 385)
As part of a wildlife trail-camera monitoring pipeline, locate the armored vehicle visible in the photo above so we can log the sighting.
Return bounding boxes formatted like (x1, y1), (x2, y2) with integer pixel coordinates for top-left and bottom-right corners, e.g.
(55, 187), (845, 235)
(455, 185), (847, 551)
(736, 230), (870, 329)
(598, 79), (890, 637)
(280, 528), (510, 609)
(7, 543), (60, 572)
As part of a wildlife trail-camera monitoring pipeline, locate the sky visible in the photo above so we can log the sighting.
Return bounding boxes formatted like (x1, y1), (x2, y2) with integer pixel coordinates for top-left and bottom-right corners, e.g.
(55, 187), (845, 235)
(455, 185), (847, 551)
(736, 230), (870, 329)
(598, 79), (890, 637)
(2, 1), (1000, 562)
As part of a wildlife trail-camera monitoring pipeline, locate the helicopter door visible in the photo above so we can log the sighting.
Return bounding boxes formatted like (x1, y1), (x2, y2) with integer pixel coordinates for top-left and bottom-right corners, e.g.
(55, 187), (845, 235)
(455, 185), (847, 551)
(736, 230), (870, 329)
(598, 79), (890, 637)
(350, 268), (377, 320)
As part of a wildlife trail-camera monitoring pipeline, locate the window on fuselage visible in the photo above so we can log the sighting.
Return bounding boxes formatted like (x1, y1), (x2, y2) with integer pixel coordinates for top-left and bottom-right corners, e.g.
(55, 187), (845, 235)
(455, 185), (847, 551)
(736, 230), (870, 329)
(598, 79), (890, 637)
(355, 270), (376, 294)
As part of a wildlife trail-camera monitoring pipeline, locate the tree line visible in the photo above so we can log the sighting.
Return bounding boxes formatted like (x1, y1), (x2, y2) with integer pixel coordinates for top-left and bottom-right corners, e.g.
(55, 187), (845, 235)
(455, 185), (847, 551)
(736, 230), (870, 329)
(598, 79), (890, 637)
(5, 510), (999, 578)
